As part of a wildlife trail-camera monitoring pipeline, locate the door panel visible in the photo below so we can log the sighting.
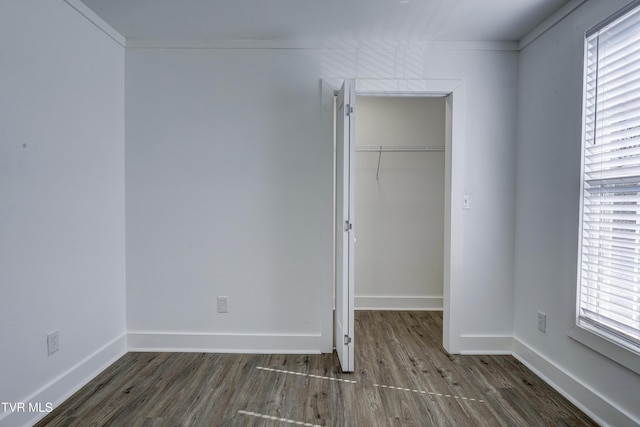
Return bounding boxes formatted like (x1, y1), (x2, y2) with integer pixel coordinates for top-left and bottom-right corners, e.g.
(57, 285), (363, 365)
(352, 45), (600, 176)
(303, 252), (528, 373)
(335, 80), (355, 372)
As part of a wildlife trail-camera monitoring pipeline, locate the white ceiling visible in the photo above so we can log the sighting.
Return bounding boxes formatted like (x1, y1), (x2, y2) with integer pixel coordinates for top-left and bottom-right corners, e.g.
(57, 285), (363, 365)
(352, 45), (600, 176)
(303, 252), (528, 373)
(79, 0), (572, 42)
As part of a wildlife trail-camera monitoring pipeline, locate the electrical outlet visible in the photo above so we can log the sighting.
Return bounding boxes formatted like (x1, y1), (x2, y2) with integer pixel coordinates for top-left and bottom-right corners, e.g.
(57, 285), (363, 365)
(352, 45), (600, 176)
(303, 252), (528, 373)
(537, 312), (547, 333)
(47, 330), (59, 356)
(217, 296), (229, 313)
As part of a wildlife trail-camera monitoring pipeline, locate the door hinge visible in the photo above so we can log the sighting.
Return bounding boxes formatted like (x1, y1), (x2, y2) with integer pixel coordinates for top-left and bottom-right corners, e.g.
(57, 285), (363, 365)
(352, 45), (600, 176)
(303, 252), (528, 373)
(344, 220), (352, 231)
(346, 104), (354, 116)
(344, 335), (352, 345)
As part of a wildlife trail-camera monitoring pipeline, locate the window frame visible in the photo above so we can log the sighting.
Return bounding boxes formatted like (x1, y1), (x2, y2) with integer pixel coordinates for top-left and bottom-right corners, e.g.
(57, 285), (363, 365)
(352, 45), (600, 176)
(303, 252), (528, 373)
(572, 0), (640, 375)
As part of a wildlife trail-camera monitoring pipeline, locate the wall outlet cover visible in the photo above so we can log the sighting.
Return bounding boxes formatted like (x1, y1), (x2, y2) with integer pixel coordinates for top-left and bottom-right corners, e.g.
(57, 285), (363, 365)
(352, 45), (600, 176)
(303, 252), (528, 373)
(217, 296), (229, 313)
(47, 330), (59, 356)
(537, 312), (547, 333)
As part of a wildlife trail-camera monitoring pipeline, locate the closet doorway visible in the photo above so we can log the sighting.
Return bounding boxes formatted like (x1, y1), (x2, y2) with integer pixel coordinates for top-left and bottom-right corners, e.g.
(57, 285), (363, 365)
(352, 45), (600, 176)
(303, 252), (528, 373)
(354, 96), (446, 312)
(325, 78), (466, 363)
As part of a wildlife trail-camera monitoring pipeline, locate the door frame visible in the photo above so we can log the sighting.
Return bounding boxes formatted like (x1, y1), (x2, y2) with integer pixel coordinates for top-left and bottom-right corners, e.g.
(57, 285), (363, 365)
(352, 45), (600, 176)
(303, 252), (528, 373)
(321, 78), (466, 355)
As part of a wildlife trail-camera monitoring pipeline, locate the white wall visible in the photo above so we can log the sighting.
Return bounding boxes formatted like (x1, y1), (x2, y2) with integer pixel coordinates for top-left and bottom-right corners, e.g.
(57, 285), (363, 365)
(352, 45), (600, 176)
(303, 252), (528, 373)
(125, 43), (517, 351)
(125, 49), (332, 351)
(354, 96), (445, 310)
(514, 1), (640, 425)
(0, 1), (126, 426)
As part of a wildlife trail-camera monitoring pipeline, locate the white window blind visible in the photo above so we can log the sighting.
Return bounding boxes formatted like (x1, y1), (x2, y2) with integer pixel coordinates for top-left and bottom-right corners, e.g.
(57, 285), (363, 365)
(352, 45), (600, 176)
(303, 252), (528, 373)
(579, 2), (640, 353)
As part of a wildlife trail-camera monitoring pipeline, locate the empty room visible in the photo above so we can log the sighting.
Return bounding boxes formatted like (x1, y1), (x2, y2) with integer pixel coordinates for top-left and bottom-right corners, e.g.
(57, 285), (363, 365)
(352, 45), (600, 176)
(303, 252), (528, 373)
(1, 0), (640, 426)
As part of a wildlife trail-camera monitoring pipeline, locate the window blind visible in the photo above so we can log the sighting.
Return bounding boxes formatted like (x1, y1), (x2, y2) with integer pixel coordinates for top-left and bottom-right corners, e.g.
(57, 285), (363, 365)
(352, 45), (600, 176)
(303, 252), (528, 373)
(580, 3), (640, 353)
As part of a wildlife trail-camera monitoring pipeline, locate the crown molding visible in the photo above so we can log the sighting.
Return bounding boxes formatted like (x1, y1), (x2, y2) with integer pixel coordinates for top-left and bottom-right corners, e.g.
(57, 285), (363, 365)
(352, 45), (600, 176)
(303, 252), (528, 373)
(63, 0), (125, 47)
(125, 38), (518, 51)
(519, 0), (588, 50)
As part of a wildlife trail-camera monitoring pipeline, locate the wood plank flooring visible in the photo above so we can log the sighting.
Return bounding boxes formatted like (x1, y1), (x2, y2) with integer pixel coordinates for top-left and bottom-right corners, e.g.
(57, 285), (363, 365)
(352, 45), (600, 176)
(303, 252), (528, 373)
(35, 311), (597, 426)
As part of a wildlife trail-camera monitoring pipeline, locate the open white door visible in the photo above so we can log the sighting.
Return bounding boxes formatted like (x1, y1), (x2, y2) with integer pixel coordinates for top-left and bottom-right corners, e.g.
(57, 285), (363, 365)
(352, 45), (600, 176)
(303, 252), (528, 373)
(335, 80), (356, 372)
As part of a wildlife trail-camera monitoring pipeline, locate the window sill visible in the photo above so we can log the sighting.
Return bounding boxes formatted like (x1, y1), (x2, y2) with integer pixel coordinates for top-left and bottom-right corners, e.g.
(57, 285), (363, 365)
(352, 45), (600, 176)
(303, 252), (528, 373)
(568, 324), (640, 375)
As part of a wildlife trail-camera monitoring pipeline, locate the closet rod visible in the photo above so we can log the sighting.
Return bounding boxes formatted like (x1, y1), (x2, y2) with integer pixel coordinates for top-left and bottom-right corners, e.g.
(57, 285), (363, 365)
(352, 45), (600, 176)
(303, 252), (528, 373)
(356, 145), (445, 152)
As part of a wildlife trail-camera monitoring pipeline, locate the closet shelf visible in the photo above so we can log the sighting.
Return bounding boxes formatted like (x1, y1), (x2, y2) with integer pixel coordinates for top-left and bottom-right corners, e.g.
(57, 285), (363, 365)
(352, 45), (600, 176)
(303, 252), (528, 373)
(355, 145), (444, 152)
(355, 145), (444, 180)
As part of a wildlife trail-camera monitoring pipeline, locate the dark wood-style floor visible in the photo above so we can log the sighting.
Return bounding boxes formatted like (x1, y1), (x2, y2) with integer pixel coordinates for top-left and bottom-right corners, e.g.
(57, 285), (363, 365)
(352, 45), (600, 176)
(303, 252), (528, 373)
(35, 311), (597, 426)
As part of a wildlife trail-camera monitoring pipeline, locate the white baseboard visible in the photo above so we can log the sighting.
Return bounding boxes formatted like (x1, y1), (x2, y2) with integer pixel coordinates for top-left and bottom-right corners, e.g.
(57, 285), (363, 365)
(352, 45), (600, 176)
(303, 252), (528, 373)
(512, 337), (638, 427)
(459, 335), (514, 355)
(127, 332), (322, 354)
(0, 333), (127, 427)
(355, 296), (443, 311)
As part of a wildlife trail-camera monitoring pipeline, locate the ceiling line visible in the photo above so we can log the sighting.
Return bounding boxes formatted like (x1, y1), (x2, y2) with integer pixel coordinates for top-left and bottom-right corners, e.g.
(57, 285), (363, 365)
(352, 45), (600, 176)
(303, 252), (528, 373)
(64, 0), (125, 47)
(519, 0), (588, 50)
